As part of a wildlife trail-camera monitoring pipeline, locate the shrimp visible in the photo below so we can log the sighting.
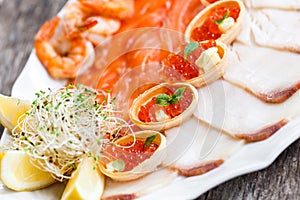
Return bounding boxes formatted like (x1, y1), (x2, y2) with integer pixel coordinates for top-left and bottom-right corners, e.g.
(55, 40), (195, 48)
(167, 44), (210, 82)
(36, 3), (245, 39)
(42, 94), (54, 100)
(78, 0), (135, 19)
(81, 16), (121, 45)
(34, 16), (95, 79)
(63, 1), (121, 45)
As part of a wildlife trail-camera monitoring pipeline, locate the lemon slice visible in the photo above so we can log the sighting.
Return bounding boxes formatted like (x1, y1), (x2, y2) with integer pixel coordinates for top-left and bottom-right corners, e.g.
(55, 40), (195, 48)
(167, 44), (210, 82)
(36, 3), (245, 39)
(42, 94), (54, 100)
(0, 94), (31, 132)
(0, 150), (56, 191)
(61, 157), (105, 200)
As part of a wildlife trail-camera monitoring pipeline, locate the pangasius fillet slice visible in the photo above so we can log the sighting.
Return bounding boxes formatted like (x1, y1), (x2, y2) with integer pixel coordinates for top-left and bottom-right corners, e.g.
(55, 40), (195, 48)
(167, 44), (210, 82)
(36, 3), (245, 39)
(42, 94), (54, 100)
(224, 42), (300, 103)
(164, 116), (244, 176)
(193, 80), (300, 142)
(237, 9), (300, 53)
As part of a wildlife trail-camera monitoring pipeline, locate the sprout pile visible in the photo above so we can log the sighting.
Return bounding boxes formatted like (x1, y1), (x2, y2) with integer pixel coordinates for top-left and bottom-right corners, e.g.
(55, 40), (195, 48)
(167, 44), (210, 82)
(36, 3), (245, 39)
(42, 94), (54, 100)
(11, 84), (133, 181)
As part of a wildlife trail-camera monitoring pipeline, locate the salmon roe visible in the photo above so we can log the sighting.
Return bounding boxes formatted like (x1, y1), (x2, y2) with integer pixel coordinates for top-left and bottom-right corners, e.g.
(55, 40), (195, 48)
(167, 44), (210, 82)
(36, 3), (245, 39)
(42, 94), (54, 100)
(101, 140), (158, 172)
(206, 0), (220, 3)
(191, 5), (240, 41)
(138, 86), (194, 122)
(162, 40), (216, 82)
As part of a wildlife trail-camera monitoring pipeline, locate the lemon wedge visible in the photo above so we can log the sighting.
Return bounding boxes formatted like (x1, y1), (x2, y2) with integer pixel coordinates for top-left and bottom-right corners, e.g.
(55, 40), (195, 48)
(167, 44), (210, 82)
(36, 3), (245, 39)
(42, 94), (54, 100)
(0, 151), (4, 177)
(61, 157), (105, 200)
(0, 94), (31, 132)
(0, 151), (4, 160)
(0, 150), (56, 191)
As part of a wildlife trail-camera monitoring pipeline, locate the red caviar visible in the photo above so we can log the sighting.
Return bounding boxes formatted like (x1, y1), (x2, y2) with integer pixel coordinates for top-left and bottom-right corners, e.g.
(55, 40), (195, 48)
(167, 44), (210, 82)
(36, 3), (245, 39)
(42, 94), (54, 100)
(191, 5), (240, 41)
(162, 40), (216, 82)
(138, 86), (194, 122)
(206, 0), (220, 3)
(102, 140), (158, 172)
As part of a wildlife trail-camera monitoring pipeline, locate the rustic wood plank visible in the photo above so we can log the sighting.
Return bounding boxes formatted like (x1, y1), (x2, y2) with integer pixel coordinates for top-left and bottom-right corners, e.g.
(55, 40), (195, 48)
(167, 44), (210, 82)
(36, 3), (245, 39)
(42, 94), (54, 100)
(0, 0), (299, 199)
(0, 0), (67, 132)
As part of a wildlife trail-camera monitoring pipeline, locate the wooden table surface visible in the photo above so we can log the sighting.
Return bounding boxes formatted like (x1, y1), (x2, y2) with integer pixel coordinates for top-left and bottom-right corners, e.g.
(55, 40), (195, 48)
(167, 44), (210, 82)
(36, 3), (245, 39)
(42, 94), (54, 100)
(0, 0), (299, 199)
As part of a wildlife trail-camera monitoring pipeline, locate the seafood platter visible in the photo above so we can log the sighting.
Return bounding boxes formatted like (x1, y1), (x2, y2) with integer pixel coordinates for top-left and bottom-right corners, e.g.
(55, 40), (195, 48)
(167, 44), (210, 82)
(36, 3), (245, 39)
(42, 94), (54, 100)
(0, 0), (300, 199)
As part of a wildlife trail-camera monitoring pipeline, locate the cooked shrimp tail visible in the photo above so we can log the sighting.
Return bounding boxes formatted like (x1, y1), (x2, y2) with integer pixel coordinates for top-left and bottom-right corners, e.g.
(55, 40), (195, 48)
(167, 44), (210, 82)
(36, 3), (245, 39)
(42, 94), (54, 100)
(77, 18), (98, 32)
(63, 1), (121, 45)
(66, 17), (98, 39)
(34, 17), (95, 79)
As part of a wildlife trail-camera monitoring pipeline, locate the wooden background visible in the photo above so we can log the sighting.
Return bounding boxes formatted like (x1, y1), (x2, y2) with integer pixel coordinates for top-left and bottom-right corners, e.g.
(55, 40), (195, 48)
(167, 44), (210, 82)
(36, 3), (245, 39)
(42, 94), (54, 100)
(0, 0), (299, 199)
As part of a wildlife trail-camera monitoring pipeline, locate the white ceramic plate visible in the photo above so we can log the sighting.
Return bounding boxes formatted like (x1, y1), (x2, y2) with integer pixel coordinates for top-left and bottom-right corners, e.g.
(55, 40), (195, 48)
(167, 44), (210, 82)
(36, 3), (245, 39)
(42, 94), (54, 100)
(1, 1), (300, 199)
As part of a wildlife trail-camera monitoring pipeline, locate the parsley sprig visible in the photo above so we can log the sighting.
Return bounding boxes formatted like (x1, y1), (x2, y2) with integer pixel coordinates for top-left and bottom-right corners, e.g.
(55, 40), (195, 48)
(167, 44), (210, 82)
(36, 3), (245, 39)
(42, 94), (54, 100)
(183, 42), (199, 62)
(156, 87), (186, 106)
(144, 134), (157, 148)
(214, 11), (230, 25)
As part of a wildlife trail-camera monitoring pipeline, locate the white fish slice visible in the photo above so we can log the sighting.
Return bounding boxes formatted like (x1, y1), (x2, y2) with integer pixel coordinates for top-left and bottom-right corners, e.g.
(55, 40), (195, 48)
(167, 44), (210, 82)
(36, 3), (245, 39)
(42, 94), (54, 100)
(242, 0), (300, 10)
(164, 117), (244, 172)
(237, 8), (300, 53)
(102, 168), (178, 199)
(224, 42), (300, 103)
(235, 10), (253, 46)
(193, 80), (300, 142)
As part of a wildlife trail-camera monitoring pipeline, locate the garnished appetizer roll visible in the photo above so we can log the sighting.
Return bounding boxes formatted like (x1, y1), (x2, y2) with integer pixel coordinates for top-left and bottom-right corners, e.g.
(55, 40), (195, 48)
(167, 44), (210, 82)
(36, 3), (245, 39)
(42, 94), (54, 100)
(129, 83), (198, 131)
(185, 0), (245, 44)
(162, 40), (228, 88)
(99, 131), (166, 181)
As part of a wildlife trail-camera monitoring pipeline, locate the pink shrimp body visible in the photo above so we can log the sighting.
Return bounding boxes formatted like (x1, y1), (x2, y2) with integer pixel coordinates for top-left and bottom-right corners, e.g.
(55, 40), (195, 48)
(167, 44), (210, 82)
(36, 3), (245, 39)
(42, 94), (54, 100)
(63, 1), (121, 45)
(34, 17), (95, 79)
(78, 0), (135, 19)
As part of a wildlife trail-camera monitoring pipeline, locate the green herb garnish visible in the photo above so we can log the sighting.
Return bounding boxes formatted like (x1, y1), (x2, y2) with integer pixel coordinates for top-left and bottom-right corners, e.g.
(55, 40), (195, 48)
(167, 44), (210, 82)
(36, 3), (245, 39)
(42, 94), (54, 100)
(156, 94), (170, 106)
(54, 102), (62, 110)
(19, 136), (26, 140)
(144, 134), (157, 148)
(23, 147), (31, 152)
(97, 139), (101, 145)
(183, 42), (199, 62)
(93, 156), (99, 162)
(69, 163), (77, 170)
(214, 11), (230, 25)
(156, 87), (186, 106)
(111, 158), (125, 172)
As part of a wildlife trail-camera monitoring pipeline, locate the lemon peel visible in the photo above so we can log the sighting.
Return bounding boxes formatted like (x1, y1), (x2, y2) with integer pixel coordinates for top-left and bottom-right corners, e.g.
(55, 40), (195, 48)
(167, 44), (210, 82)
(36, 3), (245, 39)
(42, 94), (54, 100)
(0, 150), (56, 191)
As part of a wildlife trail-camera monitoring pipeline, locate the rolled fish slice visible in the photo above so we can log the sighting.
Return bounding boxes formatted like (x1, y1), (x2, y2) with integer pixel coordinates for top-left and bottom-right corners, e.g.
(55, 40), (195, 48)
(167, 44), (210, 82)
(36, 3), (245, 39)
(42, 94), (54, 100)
(224, 42), (300, 103)
(237, 8), (300, 53)
(164, 116), (244, 176)
(193, 80), (300, 142)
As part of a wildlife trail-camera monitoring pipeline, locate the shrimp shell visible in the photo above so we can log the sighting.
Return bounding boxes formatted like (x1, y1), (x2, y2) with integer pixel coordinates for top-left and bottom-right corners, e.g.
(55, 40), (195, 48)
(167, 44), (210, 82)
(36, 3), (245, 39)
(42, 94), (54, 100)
(34, 17), (95, 79)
